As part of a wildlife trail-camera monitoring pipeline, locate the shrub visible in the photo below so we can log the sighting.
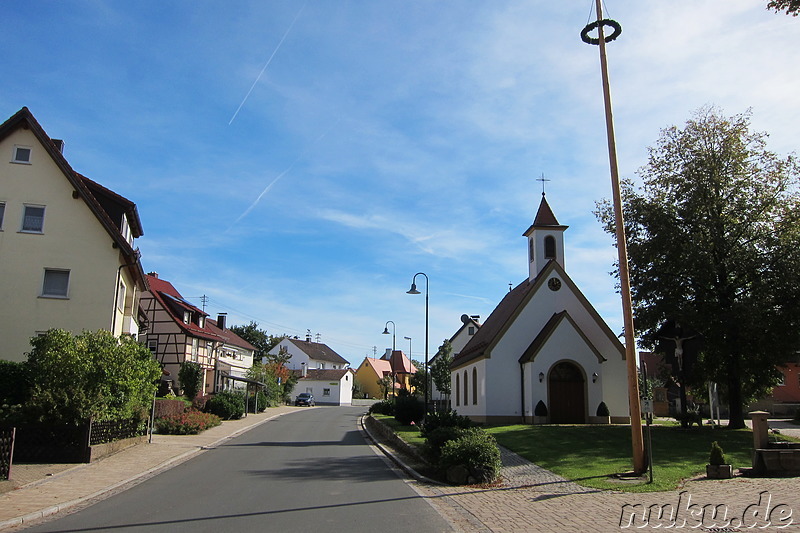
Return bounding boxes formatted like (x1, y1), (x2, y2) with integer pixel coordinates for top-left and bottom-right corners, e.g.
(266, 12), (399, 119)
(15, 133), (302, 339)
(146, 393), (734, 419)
(439, 429), (501, 485)
(709, 441), (726, 465)
(155, 411), (221, 435)
(425, 426), (473, 460)
(369, 400), (395, 416)
(534, 400), (548, 417)
(394, 394), (425, 426)
(154, 398), (187, 419)
(205, 391), (246, 420)
(420, 410), (474, 437)
(252, 390), (268, 412)
(178, 361), (203, 400)
(596, 402), (610, 417)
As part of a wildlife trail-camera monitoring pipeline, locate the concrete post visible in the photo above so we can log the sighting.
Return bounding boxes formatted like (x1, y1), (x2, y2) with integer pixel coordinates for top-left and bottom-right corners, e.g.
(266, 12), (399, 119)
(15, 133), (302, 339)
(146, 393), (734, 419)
(749, 411), (770, 468)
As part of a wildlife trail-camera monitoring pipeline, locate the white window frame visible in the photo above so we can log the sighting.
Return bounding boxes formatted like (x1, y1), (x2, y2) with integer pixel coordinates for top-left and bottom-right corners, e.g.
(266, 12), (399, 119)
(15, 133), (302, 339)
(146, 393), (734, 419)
(12, 145), (32, 164)
(41, 268), (70, 298)
(117, 280), (127, 312)
(21, 204), (46, 233)
(148, 339), (158, 354)
(191, 338), (199, 361)
(183, 310), (191, 324)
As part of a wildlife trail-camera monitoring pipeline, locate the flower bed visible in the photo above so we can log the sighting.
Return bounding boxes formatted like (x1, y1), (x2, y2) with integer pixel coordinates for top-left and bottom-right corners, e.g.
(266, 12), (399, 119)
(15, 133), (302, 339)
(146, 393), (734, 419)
(154, 411), (221, 435)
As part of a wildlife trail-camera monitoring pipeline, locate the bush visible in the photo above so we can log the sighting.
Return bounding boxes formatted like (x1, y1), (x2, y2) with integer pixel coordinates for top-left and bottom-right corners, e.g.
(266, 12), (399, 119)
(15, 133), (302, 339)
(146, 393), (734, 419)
(439, 429), (501, 485)
(179, 361), (203, 400)
(205, 391), (246, 420)
(394, 395), (425, 426)
(154, 398), (188, 419)
(420, 409), (474, 437)
(534, 400), (548, 417)
(253, 390), (268, 412)
(425, 426), (473, 460)
(155, 411), (221, 435)
(596, 402), (610, 417)
(709, 441), (726, 465)
(369, 400), (395, 416)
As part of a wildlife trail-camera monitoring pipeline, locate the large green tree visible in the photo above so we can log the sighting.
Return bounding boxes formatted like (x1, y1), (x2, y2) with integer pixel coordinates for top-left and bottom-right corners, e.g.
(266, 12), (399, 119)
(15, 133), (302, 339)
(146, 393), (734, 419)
(596, 107), (800, 428)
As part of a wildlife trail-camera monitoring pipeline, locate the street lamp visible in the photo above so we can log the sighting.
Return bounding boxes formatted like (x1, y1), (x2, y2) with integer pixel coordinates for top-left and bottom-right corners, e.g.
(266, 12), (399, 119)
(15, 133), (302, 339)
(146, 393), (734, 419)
(407, 272), (429, 414)
(382, 320), (396, 351)
(404, 336), (412, 358)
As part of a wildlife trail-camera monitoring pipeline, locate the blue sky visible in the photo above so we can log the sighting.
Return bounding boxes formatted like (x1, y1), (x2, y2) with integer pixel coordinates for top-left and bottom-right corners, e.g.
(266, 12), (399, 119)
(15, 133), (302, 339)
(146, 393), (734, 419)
(3, 1), (798, 364)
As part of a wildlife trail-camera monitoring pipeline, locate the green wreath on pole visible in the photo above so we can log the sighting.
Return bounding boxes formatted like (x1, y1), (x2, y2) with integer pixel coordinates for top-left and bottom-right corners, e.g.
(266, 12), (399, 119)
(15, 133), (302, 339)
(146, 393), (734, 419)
(580, 19), (622, 45)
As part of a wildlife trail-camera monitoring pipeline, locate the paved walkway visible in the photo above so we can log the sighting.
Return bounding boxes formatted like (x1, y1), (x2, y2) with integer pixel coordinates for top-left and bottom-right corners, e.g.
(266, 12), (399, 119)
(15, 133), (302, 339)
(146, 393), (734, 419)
(2, 412), (799, 532)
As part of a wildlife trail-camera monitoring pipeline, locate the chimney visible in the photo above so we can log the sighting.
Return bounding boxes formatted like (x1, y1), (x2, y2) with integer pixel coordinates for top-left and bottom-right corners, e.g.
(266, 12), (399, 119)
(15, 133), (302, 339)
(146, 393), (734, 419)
(306, 329), (312, 343)
(383, 348), (392, 360)
(301, 362), (307, 378)
(148, 272), (158, 278)
(217, 313), (227, 330)
(51, 139), (64, 153)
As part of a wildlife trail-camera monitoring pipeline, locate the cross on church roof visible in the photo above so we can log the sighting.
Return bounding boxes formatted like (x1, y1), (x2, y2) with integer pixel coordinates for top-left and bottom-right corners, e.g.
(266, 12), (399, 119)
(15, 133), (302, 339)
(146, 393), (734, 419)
(536, 174), (551, 196)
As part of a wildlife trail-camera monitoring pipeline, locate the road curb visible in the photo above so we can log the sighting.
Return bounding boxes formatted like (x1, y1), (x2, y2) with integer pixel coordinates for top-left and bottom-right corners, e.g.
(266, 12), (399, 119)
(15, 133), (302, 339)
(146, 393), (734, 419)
(358, 415), (444, 485)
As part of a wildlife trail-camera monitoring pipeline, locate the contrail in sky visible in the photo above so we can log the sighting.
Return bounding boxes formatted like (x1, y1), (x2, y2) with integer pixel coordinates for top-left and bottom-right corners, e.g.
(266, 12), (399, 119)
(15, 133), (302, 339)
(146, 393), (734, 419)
(228, 2), (307, 125)
(228, 118), (341, 230)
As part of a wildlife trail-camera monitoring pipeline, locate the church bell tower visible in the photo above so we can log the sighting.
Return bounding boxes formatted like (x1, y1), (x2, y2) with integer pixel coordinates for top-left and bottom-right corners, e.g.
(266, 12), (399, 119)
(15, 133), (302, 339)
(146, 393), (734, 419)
(522, 193), (568, 281)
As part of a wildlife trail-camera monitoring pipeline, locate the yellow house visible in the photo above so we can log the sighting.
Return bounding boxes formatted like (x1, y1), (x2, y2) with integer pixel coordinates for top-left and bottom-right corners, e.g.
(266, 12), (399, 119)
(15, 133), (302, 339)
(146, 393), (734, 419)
(354, 350), (416, 399)
(0, 107), (147, 362)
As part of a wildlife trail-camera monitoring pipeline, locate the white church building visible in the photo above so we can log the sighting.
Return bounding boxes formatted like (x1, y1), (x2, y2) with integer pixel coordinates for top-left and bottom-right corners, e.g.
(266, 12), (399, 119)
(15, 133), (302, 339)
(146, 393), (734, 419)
(450, 194), (631, 425)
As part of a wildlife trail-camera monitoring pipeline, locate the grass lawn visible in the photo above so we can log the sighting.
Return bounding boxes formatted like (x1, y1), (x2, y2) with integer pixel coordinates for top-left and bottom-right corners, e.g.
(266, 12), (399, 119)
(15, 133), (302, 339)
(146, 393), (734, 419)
(372, 414), (426, 448)
(485, 422), (798, 493)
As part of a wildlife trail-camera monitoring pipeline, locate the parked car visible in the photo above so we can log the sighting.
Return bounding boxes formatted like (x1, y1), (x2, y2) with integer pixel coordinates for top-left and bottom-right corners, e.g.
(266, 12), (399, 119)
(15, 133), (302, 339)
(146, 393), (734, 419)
(295, 392), (315, 406)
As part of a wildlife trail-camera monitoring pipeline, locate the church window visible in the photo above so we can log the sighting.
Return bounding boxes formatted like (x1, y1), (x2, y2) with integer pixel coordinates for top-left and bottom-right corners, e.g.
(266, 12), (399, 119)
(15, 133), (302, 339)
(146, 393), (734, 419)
(455, 374), (460, 406)
(529, 238), (534, 263)
(472, 368), (477, 405)
(544, 236), (556, 259)
(463, 370), (468, 406)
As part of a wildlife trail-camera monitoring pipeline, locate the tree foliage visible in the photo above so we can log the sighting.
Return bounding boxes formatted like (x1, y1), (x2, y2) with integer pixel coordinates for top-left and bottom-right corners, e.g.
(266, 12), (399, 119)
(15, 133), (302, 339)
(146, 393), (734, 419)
(767, 0), (800, 16)
(430, 339), (453, 396)
(24, 329), (161, 424)
(596, 107), (800, 428)
(229, 321), (286, 362)
(409, 359), (431, 396)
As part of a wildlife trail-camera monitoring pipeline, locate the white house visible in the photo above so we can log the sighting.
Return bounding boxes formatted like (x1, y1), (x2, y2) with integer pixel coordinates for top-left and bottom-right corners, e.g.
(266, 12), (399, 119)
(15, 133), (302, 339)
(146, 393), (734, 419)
(0, 107), (147, 362)
(206, 313), (255, 390)
(450, 193), (630, 425)
(293, 368), (355, 406)
(270, 336), (350, 371)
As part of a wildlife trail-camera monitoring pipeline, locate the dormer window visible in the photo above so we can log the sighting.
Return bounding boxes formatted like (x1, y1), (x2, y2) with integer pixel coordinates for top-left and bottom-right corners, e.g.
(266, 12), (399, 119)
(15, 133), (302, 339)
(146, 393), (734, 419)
(544, 236), (556, 259)
(183, 310), (191, 324)
(12, 145), (32, 164)
(198, 316), (205, 328)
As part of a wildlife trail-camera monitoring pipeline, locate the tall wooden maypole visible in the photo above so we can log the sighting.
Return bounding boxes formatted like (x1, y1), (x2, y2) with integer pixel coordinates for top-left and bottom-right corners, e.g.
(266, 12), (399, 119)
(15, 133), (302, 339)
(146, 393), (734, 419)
(581, 1), (646, 474)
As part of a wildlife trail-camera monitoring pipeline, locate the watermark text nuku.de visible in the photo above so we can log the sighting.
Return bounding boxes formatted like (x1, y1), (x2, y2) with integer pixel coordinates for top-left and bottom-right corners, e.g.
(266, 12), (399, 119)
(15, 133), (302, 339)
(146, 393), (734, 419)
(619, 491), (794, 529)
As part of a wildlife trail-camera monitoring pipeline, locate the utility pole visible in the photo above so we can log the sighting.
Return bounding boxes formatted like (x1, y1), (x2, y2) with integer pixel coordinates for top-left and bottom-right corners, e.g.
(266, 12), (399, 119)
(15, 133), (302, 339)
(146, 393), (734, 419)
(582, 0), (645, 474)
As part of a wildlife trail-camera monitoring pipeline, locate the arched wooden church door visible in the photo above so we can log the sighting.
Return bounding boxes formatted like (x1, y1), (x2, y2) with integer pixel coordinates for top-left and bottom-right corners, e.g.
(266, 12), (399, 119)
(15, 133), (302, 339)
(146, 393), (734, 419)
(548, 361), (586, 424)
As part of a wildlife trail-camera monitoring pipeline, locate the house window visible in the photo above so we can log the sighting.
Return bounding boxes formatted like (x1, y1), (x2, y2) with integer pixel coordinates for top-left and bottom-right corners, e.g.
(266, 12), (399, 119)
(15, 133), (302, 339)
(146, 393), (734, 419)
(12, 145), (32, 164)
(468, 326), (475, 335)
(147, 339), (158, 354)
(183, 310), (191, 324)
(198, 316), (205, 328)
(0, 202), (5, 230)
(42, 269), (70, 298)
(455, 374), (460, 406)
(191, 338), (199, 361)
(117, 281), (126, 311)
(21, 205), (45, 233)
(544, 236), (556, 259)
(472, 368), (478, 405)
(323, 388), (331, 396)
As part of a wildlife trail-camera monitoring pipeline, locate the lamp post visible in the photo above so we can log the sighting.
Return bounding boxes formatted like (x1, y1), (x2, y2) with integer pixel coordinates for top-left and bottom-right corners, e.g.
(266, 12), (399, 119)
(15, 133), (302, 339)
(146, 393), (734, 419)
(404, 336), (412, 358)
(407, 273), (429, 414)
(382, 320), (396, 351)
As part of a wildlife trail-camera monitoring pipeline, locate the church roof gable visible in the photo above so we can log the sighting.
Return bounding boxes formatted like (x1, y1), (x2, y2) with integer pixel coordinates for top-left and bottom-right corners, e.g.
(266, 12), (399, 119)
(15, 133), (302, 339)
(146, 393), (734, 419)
(518, 311), (606, 364)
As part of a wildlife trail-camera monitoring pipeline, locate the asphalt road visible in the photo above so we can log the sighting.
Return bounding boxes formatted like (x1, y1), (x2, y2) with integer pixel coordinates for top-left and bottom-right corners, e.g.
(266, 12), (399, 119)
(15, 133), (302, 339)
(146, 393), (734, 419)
(21, 406), (454, 533)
